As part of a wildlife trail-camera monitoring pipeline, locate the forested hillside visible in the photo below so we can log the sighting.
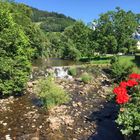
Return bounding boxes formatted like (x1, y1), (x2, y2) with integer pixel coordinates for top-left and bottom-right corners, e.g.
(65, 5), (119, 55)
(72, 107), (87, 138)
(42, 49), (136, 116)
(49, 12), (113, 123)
(30, 7), (76, 32)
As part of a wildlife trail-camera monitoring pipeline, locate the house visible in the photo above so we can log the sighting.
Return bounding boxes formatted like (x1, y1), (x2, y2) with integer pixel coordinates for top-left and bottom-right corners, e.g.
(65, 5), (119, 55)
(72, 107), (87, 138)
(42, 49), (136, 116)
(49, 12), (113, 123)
(137, 41), (140, 50)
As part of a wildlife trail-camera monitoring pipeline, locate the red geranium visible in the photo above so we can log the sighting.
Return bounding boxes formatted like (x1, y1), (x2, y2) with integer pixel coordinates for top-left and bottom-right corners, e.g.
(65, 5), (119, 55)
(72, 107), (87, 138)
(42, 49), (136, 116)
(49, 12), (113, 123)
(129, 73), (140, 80)
(113, 86), (129, 104)
(116, 93), (130, 104)
(120, 81), (128, 88)
(113, 73), (140, 104)
(126, 79), (138, 87)
(113, 86), (127, 95)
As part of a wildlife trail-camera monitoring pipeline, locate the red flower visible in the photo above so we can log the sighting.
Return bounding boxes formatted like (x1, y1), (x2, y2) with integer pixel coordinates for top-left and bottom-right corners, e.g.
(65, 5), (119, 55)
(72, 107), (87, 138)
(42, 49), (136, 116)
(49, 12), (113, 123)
(120, 81), (128, 88)
(129, 73), (140, 80)
(116, 93), (130, 104)
(113, 86), (127, 95)
(126, 79), (138, 87)
(113, 86), (129, 104)
(113, 73), (140, 105)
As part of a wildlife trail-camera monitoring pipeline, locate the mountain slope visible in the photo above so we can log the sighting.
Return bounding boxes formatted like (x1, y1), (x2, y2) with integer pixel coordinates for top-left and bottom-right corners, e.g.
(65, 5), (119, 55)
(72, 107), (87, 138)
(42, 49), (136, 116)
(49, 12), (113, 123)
(30, 7), (76, 32)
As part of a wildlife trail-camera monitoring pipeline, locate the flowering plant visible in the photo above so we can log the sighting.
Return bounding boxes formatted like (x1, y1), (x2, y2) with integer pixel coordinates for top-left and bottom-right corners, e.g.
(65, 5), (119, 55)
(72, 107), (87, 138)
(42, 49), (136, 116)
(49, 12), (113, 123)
(113, 73), (140, 136)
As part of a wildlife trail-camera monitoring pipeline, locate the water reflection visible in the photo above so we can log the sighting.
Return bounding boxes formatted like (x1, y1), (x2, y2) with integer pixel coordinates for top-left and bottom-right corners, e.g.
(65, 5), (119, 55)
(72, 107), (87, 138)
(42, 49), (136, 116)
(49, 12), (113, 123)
(33, 58), (84, 68)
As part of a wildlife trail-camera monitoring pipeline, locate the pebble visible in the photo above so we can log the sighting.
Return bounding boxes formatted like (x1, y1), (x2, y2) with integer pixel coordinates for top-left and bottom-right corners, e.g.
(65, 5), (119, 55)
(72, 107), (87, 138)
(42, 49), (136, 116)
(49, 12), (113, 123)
(32, 125), (36, 128)
(5, 134), (12, 140)
(8, 128), (11, 131)
(26, 107), (30, 109)
(39, 125), (42, 129)
(31, 137), (39, 140)
(3, 123), (7, 126)
(67, 126), (73, 130)
(77, 102), (82, 107)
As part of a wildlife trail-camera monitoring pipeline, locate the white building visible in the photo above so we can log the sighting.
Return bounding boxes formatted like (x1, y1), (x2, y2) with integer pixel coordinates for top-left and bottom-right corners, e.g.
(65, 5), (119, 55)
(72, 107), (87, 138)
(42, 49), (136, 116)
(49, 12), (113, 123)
(137, 41), (140, 50)
(133, 26), (140, 50)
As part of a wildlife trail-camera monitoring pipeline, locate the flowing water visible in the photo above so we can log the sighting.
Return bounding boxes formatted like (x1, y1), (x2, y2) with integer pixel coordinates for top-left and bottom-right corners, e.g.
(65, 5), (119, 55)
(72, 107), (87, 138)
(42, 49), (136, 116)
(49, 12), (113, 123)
(32, 58), (85, 79)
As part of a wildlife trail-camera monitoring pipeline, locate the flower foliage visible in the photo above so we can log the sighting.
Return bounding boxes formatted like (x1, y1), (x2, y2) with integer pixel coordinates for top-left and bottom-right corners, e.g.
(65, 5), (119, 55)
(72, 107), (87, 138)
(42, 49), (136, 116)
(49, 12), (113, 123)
(113, 73), (140, 136)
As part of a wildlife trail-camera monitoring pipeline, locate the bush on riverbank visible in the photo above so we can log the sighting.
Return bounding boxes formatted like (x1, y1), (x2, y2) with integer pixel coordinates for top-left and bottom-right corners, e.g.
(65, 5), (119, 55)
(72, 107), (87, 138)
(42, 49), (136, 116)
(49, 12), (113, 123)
(81, 72), (92, 84)
(68, 67), (77, 76)
(110, 58), (133, 82)
(34, 77), (70, 108)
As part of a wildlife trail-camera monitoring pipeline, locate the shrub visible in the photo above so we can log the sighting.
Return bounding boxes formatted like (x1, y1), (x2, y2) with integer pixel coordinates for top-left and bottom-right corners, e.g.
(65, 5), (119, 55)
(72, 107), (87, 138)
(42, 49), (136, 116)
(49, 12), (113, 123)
(132, 66), (140, 74)
(110, 61), (133, 83)
(68, 67), (77, 76)
(81, 72), (92, 84)
(113, 73), (140, 136)
(110, 55), (118, 64)
(135, 53), (140, 62)
(34, 77), (70, 109)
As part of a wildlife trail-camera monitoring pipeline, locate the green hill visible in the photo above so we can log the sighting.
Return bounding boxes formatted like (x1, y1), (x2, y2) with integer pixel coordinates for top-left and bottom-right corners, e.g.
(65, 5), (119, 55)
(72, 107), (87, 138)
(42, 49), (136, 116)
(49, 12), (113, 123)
(30, 7), (76, 32)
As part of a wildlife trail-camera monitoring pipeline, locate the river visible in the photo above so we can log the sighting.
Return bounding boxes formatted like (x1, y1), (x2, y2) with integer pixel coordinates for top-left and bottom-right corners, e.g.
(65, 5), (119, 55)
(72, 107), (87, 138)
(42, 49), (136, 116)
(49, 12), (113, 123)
(33, 58), (86, 68)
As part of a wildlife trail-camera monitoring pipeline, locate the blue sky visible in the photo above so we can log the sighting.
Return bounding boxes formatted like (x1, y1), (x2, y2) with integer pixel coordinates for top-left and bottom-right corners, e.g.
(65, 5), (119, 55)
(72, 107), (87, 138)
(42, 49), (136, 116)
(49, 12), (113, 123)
(15, 0), (140, 23)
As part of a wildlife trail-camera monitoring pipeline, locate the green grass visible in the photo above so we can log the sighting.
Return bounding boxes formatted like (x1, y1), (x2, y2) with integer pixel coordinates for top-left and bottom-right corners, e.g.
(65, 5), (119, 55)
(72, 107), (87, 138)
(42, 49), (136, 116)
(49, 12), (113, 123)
(80, 72), (92, 84)
(90, 55), (135, 65)
(81, 55), (140, 73)
(89, 55), (112, 64)
(118, 56), (135, 65)
(118, 56), (140, 74)
(90, 59), (111, 64)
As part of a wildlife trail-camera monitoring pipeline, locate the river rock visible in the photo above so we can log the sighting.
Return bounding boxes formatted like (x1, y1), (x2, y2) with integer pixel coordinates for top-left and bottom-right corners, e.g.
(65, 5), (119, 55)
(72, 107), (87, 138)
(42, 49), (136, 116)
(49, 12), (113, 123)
(27, 82), (33, 88)
(47, 116), (62, 130)
(5, 134), (12, 140)
(27, 88), (33, 94)
(3, 123), (7, 126)
(75, 78), (82, 82)
(31, 137), (39, 140)
(72, 102), (78, 107)
(32, 80), (38, 85)
(78, 91), (85, 95)
(77, 102), (82, 107)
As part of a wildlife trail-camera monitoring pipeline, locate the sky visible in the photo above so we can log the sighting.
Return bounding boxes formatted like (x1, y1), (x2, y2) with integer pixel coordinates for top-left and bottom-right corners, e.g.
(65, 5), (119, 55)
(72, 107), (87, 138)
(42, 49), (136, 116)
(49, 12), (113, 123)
(15, 0), (140, 23)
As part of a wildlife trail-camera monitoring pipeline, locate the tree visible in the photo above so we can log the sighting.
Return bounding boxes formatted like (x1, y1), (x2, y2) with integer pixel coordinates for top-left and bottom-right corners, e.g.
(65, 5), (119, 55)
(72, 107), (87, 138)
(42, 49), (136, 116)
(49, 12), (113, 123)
(63, 21), (95, 58)
(94, 8), (138, 54)
(0, 7), (32, 95)
(0, 1), (48, 59)
(60, 35), (81, 61)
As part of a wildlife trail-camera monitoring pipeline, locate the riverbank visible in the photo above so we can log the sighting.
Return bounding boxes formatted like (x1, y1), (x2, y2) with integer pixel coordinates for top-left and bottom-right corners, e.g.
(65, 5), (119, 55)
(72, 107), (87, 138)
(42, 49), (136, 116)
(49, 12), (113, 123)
(0, 68), (124, 140)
